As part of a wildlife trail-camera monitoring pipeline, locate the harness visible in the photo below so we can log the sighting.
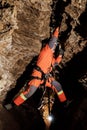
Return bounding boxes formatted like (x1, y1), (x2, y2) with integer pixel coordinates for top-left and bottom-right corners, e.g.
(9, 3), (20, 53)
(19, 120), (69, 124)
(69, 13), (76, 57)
(34, 65), (46, 80)
(23, 65), (55, 113)
(31, 65), (52, 81)
(24, 65), (51, 90)
(23, 64), (54, 98)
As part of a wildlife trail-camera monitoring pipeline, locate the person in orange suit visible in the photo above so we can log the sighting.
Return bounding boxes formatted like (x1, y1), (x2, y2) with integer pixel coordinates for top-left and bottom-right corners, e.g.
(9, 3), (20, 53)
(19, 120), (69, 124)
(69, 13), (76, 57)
(13, 27), (67, 106)
(5, 27), (71, 110)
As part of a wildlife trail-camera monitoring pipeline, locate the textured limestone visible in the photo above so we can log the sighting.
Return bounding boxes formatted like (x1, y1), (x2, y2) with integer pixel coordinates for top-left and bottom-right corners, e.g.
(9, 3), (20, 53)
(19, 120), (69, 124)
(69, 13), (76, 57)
(0, 0), (52, 100)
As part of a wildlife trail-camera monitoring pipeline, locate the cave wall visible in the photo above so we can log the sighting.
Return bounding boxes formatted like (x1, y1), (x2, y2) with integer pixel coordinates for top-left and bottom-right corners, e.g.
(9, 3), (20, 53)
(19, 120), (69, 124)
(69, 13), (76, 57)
(51, 0), (87, 63)
(0, 0), (52, 101)
(0, 0), (87, 101)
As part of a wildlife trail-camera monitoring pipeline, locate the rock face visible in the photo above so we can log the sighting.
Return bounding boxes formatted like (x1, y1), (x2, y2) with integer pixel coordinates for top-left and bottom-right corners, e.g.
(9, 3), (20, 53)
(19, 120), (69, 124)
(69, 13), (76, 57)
(0, 0), (52, 100)
(0, 0), (87, 102)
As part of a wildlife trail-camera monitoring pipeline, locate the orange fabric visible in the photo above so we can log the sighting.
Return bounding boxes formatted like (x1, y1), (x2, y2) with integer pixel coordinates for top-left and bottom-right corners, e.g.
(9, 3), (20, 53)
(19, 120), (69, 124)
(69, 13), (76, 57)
(58, 92), (67, 102)
(52, 55), (62, 65)
(32, 69), (42, 78)
(37, 44), (53, 74)
(14, 96), (25, 106)
(29, 69), (42, 87)
(53, 27), (59, 38)
(55, 55), (62, 64)
(28, 78), (41, 87)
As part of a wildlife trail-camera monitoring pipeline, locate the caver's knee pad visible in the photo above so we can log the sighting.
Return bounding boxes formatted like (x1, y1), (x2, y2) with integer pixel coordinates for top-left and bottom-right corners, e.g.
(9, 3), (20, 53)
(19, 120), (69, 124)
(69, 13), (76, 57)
(52, 80), (62, 91)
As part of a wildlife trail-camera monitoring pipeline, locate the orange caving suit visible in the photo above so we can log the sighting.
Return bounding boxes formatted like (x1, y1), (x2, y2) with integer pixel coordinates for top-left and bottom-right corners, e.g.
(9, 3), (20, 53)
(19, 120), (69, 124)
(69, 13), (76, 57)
(14, 27), (67, 106)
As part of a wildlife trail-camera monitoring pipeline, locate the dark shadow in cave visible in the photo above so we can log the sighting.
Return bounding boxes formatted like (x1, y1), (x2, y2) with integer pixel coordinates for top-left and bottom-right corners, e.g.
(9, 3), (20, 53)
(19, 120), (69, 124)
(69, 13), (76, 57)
(50, 91), (87, 130)
(50, 0), (72, 50)
(49, 46), (87, 130)
(75, 4), (87, 39)
(9, 105), (46, 130)
(59, 13), (72, 50)
(0, 1), (13, 9)
(60, 46), (87, 99)
(50, 0), (71, 28)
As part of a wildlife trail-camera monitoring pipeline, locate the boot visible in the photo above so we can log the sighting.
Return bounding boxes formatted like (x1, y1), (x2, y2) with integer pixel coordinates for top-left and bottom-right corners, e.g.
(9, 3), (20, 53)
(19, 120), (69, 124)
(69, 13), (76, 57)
(3, 102), (15, 110)
(62, 99), (73, 108)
